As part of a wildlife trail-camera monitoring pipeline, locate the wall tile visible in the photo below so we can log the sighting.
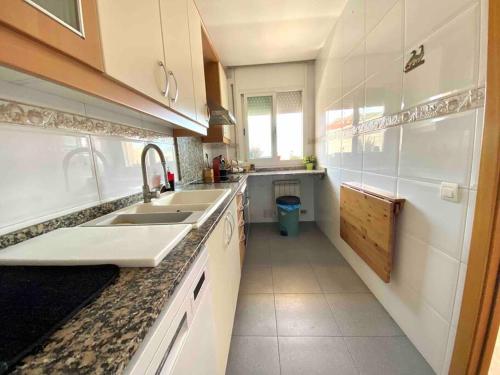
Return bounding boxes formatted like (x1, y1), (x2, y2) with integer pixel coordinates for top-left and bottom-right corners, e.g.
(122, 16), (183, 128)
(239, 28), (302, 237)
(395, 233), (460, 320)
(176, 137), (204, 183)
(340, 0), (366, 56)
(363, 126), (400, 176)
(451, 263), (467, 327)
(0, 126), (99, 232)
(365, 1), (403, 78)
(91, 136), (145, 201)
(399, 111), (476, 187)
(461, 189), (477, 264)
(340, 168), (362, 185)
(470, 108), (484, 189)
(441, 325), (457, 375)
(402, 4), (480, 109)
(478, 0), (488, 86)
(341, 127), (363, 170)
(405, 0), (476, 48)
(398, 179), (468, 259)
(365, 57), (403, 120)
(342, 85), (365, 127)
(342, 42), (365, 96)
(361, 172), (397, 195)
(366, 0), (399, 34)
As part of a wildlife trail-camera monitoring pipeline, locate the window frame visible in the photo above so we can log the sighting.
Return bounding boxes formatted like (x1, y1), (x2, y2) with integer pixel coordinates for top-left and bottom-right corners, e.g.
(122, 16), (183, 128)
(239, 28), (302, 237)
(243, 89), (305, 167)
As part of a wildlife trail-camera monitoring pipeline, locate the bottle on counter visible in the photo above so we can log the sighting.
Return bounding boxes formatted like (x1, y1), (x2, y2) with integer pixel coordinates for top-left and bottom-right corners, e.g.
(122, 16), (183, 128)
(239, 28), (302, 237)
(167, 169), (175, 191)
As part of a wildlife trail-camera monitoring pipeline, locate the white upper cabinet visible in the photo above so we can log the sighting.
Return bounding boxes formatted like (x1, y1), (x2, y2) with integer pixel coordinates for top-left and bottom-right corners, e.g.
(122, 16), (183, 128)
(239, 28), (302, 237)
(96, 0), (169, 106)
(188, 0), (209, 126)
(160, 0), (197, 120)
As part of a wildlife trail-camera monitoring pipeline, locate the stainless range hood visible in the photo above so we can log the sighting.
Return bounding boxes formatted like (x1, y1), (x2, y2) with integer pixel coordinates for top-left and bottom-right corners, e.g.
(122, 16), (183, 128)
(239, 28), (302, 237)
(208, 102), (236, 126)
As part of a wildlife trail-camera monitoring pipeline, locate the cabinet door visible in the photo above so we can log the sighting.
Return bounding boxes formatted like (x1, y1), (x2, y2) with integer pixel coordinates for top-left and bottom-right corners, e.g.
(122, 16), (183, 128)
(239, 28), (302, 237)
(218, 63), (229, 108)
(96, 0), (169, 105)
(160, 0), (197, 121)
(207, 198), (241, 375)
(1, 0), (103, 70)
(187, 0), (209, 127)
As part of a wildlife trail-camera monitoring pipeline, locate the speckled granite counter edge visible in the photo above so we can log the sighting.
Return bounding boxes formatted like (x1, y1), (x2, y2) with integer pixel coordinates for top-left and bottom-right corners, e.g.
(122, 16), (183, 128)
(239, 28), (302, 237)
(11, 176), (247, 375)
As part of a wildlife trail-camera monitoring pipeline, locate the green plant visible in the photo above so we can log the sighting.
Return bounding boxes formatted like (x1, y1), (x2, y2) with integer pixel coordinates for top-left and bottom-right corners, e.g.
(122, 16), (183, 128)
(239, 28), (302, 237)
(303, 155), (316, 164)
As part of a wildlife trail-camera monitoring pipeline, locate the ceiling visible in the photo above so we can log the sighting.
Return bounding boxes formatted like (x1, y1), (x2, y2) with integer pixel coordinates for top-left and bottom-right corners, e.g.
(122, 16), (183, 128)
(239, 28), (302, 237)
(195, 0), (346, 67)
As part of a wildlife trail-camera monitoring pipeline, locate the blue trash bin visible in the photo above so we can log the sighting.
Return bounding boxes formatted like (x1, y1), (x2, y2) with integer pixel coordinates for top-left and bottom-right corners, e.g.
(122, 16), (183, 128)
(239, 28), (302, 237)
(276, 195), (301, 236)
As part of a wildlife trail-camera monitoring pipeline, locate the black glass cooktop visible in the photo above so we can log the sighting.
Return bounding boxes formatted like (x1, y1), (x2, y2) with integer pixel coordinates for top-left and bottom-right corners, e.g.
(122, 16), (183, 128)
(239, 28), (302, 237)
(0, 265), (119, 374)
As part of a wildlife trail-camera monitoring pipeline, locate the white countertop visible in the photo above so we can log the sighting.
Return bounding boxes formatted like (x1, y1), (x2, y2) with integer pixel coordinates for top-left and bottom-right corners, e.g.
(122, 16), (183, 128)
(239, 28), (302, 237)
(0, 225), (192, 267)
(247, 169), (326, 177)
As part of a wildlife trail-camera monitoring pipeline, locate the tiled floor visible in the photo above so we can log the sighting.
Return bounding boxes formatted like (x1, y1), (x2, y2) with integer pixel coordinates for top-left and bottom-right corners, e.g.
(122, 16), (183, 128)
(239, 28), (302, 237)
(226, 222), (434, 375)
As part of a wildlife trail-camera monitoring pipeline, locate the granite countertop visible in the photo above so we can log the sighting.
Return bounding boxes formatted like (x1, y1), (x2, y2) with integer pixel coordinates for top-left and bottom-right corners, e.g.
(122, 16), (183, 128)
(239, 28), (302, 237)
(247, 168), (326, 176)
(12, 176), (248, 375)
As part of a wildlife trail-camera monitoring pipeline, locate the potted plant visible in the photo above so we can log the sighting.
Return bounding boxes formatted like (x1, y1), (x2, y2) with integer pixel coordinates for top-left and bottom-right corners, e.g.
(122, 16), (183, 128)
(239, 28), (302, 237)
(303, 155), (316, 170)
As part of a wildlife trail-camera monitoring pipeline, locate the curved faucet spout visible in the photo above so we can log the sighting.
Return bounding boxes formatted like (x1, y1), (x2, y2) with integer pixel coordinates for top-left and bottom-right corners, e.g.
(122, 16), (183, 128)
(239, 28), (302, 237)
(141, 143), (169, 203)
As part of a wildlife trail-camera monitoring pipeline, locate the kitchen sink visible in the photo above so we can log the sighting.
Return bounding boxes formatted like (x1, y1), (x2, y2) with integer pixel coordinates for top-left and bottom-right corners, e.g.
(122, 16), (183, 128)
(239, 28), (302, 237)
(83, 189), (231, 228)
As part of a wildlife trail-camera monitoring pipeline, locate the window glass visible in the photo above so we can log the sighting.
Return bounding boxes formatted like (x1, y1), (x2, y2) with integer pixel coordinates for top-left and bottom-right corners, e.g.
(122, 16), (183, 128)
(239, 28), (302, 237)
(276, 91), (303, 160)
(28, 0), (81, 32)
(247, 96), (272, 159)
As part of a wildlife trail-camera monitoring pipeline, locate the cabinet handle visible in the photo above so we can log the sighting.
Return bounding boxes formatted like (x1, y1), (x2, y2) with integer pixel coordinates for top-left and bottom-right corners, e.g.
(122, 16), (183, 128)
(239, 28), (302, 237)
(168, 71), (179, 103)
(155, 313), (188, 375)
(158, 61), (170, 98)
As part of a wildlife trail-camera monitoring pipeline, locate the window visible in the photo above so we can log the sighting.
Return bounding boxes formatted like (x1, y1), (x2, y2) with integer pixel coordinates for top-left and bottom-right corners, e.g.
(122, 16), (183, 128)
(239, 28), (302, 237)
(245, 91), (304, 163)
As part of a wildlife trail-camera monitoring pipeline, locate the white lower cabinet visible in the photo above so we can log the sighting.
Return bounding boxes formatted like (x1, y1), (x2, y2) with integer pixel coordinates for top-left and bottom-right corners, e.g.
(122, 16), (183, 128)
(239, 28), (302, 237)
(207, 198), (242, 375)
(125, 198), (242, 375)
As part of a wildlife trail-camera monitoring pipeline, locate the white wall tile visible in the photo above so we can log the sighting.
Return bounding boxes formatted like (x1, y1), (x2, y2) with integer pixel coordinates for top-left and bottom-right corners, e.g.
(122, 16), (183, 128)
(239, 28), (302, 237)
(85, 103), (143, 128)
(402, 4), (480, 109)
(363, 126), (400, 176)
(451, 263), (468, 327)
(148, 139), (179, 183)
(365, 1), (403, 78)
(0, 126), (99, 232)
(342, 42), (365, 96)
(461, 189), (477, 264)
(365, 57), (403, 119)
(342, 84), (365, 127)
(340, 168), (362, 184)
(398, 179), (468, 259)
(405, 0), (476, 48)
(91, 136), (146, 201)
(362, 172), (397, 194)
(366, 0), (399, 34)
(399, 112), (476, 187)
(340, 0), (366, 56)
(341, 127), (363, 170)
(478, 0), (489, 86)
(441, 325), (457, 375)
(395, 233), (460, 320)
(470, 108), (484, 189)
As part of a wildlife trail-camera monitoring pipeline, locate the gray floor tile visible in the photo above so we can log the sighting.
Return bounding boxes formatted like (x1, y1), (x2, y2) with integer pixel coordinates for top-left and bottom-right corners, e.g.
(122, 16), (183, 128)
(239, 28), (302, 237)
(326, 293), (404, 336)
(226, 336), (280, 375)
(275, 294), (341, 336)
(279, 337), (358, 375)
(307, 248), (348, 266)
(314, 264), (369, 292)
(270, 247), (310, 266)
(232, 294), (277, 336)
(245, 242), (271, 266)
(345, 336), (434, 375)
(272, 265), (322, 293)
(240, 266), (273, 294)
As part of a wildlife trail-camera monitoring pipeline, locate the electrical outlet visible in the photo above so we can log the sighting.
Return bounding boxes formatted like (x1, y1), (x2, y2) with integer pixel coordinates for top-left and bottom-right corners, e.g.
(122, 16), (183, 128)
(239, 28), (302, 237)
(440, 182), (459, 202)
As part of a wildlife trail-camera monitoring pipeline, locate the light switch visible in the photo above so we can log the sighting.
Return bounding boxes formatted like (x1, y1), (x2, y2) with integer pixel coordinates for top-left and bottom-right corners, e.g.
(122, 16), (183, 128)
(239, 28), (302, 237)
(440, 182), (459, 202)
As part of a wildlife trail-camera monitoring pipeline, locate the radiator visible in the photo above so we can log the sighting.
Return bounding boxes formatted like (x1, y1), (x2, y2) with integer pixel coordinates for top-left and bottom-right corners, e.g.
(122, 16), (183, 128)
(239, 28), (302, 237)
(273, 179), (301, 201)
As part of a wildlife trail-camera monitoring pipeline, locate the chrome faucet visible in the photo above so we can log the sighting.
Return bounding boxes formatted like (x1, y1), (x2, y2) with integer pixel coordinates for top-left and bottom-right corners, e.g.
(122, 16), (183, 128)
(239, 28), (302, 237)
(141, 143), (170, 203)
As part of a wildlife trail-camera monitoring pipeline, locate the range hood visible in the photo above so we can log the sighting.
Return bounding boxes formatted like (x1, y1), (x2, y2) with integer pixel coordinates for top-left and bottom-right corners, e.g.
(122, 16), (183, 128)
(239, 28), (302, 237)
(208, 102), (236, 126)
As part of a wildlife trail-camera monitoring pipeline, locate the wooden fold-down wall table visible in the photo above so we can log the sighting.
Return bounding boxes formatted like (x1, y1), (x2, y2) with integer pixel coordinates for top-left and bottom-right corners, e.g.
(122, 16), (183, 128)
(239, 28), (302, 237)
(340, 183), (405, 283)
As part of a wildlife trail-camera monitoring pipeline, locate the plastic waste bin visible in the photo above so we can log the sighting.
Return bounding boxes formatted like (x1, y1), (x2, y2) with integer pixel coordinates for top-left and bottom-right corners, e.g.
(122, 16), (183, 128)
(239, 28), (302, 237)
(276, 195), (301, 236)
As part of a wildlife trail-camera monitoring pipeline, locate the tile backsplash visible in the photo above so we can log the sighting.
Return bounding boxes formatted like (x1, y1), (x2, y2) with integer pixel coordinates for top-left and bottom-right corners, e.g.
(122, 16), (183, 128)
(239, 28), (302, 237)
(176, 137), (204, 184)
(0, 92), (192, 236)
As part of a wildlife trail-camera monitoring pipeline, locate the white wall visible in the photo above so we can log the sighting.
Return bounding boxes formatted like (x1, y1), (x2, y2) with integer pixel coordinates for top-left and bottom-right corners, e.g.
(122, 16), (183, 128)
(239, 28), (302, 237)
(248, 175), (315, 223)
(229, 62), (316, 165)
(0, 79), (178, 236)
(313, 0), (487, 373)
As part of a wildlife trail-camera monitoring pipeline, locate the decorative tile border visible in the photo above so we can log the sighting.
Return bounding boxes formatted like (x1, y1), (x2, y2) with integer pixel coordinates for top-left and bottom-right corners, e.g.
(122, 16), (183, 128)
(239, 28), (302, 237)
(0, 193), (143, 250)
(353, 87), (485, 135)
(0, 99), (170, 141)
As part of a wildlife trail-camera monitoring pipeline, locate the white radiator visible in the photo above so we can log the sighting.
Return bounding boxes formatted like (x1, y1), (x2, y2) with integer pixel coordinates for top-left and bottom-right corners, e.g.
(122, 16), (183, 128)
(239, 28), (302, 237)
(273, 179), (301, 201)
